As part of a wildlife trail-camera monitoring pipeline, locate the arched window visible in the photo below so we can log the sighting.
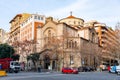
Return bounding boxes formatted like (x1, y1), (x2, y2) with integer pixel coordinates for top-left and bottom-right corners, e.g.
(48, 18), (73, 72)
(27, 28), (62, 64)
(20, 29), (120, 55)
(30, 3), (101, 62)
(48, 30), (51, 37)
(70, 55), (74, 65)
(66, 40), (69, 48)
(69, 41), (71, 48)
(78, 34), (79, 37)
(47, 30), (52, 43)
(71, 40), (73, 48)
(72, 40), (74, 48)
(78, 22), (80, 25)
(92, 33), (95, 42)
(75, 41), (77, 48)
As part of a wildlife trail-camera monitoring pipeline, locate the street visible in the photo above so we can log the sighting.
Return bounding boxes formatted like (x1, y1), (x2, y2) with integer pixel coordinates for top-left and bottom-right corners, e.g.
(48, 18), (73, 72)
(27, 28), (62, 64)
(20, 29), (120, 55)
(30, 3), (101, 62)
(0, 71), (120, 80)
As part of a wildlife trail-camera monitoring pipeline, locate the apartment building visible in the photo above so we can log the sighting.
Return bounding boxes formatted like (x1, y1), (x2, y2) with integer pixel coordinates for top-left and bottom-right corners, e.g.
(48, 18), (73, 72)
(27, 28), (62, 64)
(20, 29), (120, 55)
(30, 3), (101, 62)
(9, 13), (31, 44)
(20, 14), (45, 41)
(0, 28), (6, 43)
(18, 14), (45, 62)
(86, 21), (120, 65)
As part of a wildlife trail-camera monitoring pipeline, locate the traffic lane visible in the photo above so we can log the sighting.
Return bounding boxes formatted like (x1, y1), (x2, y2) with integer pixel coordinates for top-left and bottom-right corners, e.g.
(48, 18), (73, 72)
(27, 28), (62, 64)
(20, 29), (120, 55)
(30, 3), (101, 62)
(7, 73), (120, 80)
(1, 71), (120, 80)
(0, 73), (63, 80)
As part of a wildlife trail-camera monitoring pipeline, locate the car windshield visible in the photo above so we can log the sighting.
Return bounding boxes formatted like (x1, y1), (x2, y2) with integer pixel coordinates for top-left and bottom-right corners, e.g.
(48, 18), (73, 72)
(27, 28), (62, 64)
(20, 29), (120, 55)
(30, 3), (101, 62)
(14, 62), (20, 66)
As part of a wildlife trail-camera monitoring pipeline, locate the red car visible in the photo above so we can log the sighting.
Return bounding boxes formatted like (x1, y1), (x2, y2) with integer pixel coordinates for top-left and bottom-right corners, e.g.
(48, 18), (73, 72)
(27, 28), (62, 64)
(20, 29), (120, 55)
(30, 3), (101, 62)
(62, 67), (78, 74)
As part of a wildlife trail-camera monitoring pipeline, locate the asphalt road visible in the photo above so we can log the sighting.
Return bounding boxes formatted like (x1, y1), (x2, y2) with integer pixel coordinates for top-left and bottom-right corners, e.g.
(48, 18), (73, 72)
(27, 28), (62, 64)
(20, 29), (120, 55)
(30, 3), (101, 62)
(0, 71), (120, 80)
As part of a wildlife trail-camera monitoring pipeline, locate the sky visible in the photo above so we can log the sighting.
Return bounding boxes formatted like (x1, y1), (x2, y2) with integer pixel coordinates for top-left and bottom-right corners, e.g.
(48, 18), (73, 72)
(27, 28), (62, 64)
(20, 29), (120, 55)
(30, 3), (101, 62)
(0, 0), (120, 32)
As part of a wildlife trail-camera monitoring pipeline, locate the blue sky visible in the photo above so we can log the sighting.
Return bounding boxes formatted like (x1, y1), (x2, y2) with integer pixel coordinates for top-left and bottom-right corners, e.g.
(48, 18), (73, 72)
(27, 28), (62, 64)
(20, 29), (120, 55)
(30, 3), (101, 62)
(0, 0), (120, 32)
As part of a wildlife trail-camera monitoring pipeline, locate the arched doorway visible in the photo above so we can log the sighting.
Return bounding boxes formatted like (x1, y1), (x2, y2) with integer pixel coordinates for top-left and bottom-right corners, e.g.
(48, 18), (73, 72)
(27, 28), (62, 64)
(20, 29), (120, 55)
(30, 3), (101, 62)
(44, 55), (50, 69)
(52, 60), (56, 69)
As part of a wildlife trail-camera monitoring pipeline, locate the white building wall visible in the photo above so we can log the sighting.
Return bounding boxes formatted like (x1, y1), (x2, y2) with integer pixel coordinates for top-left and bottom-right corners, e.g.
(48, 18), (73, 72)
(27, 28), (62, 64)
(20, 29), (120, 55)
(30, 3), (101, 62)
(60, 18), (84, 26)
(77, 29), (90, 40)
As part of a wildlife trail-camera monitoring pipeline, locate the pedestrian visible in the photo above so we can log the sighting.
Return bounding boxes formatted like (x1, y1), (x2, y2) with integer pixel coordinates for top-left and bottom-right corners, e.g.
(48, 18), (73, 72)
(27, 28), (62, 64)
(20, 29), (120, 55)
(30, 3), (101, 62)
(108, 65), (110, 72)
(100, 65), (103, 72)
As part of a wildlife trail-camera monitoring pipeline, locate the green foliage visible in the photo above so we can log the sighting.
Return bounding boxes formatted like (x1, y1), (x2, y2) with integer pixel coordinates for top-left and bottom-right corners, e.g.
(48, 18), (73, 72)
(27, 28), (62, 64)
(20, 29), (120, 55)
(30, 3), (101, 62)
(0, 43), (15, 59)
(27, 52), (40, 61)
(27, 52), (40, 71)
(108, 27), (113, 30)
(11, 54), (20, 61)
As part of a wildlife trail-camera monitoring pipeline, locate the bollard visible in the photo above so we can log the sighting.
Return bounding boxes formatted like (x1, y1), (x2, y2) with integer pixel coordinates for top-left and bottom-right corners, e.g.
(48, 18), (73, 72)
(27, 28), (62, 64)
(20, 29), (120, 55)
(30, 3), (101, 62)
(0, 70), (7, 77)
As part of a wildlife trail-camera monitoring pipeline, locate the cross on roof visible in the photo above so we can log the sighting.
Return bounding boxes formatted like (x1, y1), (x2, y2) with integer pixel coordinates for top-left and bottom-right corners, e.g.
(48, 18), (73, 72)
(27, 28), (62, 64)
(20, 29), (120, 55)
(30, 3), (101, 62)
(70, 11), (72, 16)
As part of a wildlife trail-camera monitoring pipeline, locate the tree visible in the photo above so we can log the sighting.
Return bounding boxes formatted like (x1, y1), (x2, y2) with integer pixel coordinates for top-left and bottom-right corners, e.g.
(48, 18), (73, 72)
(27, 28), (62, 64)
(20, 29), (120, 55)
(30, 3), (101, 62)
(42, 36), (64, 70)
(12, 40), (35, 62)
(0, 43), (15, 59)
(11, 54), (20, 61)
(27, 52), (40, 71)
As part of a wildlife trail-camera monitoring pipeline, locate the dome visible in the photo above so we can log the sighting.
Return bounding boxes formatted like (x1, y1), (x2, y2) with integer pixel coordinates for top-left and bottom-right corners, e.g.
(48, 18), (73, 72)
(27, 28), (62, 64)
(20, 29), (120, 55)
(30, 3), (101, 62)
(59, 14), (84, 27)
(67, 15), (76, 18)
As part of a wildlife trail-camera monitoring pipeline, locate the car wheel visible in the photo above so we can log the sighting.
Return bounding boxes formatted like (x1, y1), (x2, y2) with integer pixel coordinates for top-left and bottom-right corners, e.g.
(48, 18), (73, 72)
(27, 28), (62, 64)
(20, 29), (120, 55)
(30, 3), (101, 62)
(62, 72), (64, 74)
(62, 71), (64, 74)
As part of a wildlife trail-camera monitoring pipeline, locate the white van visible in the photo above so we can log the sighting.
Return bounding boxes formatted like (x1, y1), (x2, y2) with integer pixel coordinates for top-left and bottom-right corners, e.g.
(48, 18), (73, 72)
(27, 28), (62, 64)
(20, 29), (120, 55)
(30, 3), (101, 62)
(109, 65), (120, 75)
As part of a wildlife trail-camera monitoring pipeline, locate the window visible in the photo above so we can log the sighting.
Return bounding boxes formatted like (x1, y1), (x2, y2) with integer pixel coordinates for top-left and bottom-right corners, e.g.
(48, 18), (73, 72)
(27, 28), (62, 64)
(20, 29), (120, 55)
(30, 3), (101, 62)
(38, 16), (40, 20)
(34, 16), (37, 19)
(72, 41), (74, 48)
(69, 41), (71, 48)
(69, 40), (73, 48)
(102, 32), (105, 34)
(21, 24), (23, 26)
(75, 41), (77, 48)
(48, 30), (51, 37)
(11, 63), (13, 65)
(70, 55), (74, 64)
(48, 30), (51, 43)
(41, 17), (43, 20)
(92, 33), (95, 42)
(78, 34), (79, 37)
(102, 41), (105, 44)
(96, 32), (99, 35)
(66, 40), (69, 48)
(74, 21), (76, 24)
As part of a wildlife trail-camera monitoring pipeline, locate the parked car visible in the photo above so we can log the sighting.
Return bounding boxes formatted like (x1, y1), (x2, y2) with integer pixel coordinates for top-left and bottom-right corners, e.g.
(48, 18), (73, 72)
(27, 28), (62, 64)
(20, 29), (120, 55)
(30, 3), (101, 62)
(62, 67), (78, 74)
(109, 65), (120, 75)
(78, 66), (95, 72)
(116, 65), (120, 75)
(109, 66), (117, 73)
